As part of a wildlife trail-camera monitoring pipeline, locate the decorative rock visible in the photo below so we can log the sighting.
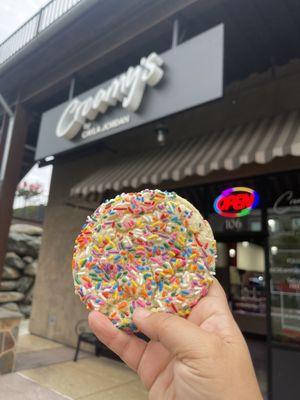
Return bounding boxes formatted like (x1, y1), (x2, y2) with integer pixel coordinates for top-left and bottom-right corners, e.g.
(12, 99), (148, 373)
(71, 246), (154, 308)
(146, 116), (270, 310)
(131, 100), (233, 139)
(2, 266), (21, 280)
(0, 308), (22, 374)
(23, 256), (34, 265)
(3, 331), (14, 352)
(0, 292), (24, 303)
(11, 326), (19, 340)
(7, 233), (28, 256)
(0, 281), (18, 291)
(19, 304), (32, 318)
(24, 261), (38, 277)
(0, 303), (20, 312)
(5, 252), (25, 270)
(23, 286), (34, 305)
(0, 307), (22, 322)
(10, 224), (43, 236)
(0, 350), (15, 374)
(7, 232), (41, 257)
(17, 276), (34, 293)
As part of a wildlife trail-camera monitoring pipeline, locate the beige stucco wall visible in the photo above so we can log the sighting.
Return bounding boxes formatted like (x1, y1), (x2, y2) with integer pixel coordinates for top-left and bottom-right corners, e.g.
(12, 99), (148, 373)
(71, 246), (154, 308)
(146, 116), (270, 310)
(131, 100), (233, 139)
(30, 204), (88, 346)
(29, 153), (104, 347)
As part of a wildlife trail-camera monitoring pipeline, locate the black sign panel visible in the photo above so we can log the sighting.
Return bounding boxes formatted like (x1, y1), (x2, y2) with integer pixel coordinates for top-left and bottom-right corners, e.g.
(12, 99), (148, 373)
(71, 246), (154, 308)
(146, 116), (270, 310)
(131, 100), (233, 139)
(35, 24), (224, 160)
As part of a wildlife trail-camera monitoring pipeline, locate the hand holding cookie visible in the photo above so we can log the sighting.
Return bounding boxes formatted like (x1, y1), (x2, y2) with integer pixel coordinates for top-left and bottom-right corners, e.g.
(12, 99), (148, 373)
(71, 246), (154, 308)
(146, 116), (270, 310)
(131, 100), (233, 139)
(72, 189), (262, 400)
(89, 280), (262, 400)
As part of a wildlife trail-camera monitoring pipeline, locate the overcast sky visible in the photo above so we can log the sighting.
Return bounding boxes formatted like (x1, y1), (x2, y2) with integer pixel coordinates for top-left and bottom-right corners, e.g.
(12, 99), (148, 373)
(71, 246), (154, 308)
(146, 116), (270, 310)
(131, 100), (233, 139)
(0, 0), (52, 204)
(0, 0), (49, 42)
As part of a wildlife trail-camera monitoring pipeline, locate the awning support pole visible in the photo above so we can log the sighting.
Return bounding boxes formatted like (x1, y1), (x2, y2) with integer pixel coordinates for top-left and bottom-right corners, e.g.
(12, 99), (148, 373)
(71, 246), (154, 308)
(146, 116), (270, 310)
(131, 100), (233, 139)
(0, 94), (14, 118)
(68, 77), (76, 100)
(0, 114), (9, 165)
(172, 19), (180, 48)
(0, 93), (15, 181)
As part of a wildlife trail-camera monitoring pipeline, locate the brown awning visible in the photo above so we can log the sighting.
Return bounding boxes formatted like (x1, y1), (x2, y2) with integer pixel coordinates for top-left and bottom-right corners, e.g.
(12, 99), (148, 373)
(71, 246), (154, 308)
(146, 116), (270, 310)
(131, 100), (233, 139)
(70, 110), (300, 198)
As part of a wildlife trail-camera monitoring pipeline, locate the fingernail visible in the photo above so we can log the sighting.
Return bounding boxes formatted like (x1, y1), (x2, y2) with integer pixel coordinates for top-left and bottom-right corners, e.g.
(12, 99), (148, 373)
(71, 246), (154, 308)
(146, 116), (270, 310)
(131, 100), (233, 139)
(134, 308), (151, 320)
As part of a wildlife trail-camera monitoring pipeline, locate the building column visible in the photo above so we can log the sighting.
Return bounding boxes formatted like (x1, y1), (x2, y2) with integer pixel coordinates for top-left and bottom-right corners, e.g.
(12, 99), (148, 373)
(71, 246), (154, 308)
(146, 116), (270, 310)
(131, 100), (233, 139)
(0, 103), (30, 281)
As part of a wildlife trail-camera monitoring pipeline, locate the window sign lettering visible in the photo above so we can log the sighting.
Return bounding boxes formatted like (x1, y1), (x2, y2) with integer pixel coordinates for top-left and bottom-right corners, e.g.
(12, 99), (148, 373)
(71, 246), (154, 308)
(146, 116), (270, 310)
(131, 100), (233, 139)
(273, 191), (300, 215)
(56, 53), (164, 140)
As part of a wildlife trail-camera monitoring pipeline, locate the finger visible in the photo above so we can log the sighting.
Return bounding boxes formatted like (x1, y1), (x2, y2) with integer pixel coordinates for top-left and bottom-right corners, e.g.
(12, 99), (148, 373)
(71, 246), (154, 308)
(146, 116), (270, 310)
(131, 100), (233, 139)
(133, 309), (213, 359)
(206, 278), (228, 301)
(136, 340), (172, 390)
(188, 279), (242, 340)
(88, 311), (147, 371)
(188, 278), (231, 325)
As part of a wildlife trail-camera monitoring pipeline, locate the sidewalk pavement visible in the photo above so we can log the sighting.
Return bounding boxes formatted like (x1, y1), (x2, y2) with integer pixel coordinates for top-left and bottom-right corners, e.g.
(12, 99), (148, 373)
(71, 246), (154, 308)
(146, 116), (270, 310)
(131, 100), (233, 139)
(1, 321), (268, 400)
(0, 320), (148, 400)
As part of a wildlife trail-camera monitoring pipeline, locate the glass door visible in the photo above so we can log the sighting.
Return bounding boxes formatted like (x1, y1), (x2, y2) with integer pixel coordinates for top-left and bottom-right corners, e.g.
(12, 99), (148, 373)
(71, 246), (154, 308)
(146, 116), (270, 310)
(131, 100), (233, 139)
(267, 187), (300, 400)
(216, 239), (267, 335)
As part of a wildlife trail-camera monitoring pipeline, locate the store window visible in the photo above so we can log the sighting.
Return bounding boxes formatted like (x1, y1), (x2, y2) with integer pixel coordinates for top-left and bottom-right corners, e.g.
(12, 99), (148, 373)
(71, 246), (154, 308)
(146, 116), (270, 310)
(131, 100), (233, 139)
(268, 201), (300, 344)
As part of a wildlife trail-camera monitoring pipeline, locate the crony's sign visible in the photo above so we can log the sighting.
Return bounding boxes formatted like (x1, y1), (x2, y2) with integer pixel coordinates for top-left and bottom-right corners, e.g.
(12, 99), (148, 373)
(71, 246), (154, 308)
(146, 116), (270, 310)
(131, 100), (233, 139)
(214, 187), (259, 218)
(35, 24), (224, 160)
(273, 190), (300, 214)
(56, 53), (164, 139)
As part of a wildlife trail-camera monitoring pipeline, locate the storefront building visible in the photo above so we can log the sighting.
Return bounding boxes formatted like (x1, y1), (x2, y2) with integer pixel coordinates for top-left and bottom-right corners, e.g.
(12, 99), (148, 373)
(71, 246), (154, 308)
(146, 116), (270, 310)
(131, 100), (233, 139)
(1, 0), (300, 398)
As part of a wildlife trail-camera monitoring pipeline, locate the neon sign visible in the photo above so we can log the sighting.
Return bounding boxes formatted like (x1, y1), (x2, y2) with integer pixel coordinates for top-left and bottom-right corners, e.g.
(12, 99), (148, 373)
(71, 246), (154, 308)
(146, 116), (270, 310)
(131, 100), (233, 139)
(214, 187), (259, 218)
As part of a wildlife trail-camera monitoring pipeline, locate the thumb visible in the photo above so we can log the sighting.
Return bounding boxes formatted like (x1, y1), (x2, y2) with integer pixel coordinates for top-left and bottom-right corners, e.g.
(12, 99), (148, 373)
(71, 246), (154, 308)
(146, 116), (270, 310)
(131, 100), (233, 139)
(133, 309), (215, 358)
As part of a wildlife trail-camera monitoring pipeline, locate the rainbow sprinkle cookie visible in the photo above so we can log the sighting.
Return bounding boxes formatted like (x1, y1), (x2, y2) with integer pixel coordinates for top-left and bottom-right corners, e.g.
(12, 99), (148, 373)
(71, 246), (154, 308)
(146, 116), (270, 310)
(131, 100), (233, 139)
(72, 189), (216, 332)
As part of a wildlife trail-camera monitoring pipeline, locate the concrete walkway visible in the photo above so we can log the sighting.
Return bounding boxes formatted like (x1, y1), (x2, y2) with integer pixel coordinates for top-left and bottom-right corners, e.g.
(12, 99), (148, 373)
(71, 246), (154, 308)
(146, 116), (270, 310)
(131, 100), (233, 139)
(1, 321), (267, 399)
(0, 321), (147, 400)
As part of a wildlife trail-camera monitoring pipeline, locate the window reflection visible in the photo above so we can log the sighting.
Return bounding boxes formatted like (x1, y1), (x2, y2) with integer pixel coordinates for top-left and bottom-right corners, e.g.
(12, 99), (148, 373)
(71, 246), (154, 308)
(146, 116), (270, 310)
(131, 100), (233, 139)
(216, 241), (266, 334)
(269, 205), (300, 344)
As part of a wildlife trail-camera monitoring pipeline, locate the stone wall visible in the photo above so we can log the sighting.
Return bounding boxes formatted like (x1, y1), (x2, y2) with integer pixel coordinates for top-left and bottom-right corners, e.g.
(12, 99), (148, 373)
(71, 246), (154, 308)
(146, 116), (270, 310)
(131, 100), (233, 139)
(0, 224), (41, 318)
